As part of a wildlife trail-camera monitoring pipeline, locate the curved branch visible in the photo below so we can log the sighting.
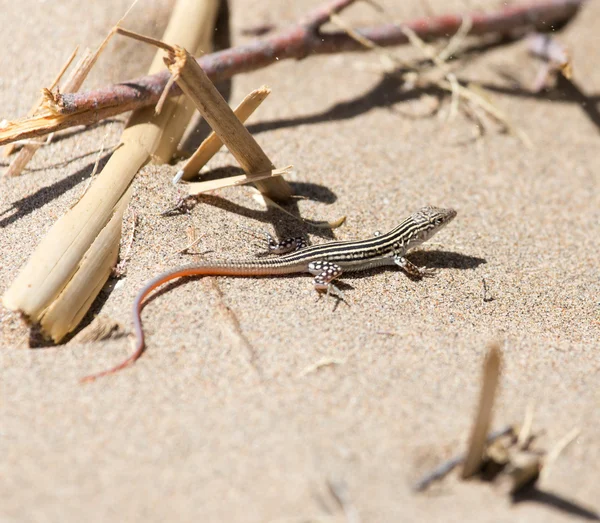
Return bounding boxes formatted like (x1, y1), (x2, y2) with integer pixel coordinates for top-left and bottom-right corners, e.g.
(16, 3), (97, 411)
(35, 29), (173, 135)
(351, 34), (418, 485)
(0, 0), (584, 146)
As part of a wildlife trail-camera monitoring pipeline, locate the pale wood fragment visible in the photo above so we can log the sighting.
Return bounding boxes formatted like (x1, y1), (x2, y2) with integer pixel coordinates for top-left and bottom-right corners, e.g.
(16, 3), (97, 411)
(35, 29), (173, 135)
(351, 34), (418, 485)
(150, 0), (220, 164)
(186, 165), (291, 195)
(2, 0), (218, 341)
(176, 85), (271, 181)
(462, 344), (502, 478)
(161, 42), (292, 200)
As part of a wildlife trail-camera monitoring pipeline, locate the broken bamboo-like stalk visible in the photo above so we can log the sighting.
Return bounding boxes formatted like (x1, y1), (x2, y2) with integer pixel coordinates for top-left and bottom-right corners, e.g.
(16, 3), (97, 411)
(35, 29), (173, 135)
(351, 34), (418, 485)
(175, 85), (271, 182)
(462, 343), (502, 478)
(2, 0), (220, 342)
(150, 0), (220, 164)
(39, 185), (133, 340)
(116, 27), (291, 200)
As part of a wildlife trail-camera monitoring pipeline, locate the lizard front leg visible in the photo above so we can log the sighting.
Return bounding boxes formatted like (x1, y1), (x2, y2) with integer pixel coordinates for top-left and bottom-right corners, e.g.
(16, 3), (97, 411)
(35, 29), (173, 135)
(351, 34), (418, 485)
(394, 255), (436, 278)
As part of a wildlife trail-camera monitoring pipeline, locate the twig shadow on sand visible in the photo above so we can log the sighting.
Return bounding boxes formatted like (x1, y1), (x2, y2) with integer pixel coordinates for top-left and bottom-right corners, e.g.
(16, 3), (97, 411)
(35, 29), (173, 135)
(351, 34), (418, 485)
(484, 73), (600, 134)
(0, 152), (113, 229)
(513, 485), (600, 521)
(178, 166), (339, 240)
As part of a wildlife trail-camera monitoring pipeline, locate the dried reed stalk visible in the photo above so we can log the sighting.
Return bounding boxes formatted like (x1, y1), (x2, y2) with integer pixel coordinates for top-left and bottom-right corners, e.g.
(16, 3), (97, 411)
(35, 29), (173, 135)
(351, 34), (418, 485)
(2, 0), (220, 342)
(176, 85), (271, 182)
(116, 27), (291, 199)
(462, 344), (502, 478)
(187, 165), (292, 195)
(149, 0), (220, 164)
(39, 185), (133, 340)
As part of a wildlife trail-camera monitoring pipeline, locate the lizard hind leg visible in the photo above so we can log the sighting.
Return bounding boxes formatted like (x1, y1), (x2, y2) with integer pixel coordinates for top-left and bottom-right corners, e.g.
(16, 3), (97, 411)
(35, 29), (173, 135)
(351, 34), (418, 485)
(308, 260), (344, 297)
(265, 233), (308, 255)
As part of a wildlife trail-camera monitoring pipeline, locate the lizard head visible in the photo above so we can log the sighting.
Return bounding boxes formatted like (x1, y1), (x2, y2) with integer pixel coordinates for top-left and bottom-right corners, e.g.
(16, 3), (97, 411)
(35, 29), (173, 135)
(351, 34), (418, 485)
(411, 206), (457, 242)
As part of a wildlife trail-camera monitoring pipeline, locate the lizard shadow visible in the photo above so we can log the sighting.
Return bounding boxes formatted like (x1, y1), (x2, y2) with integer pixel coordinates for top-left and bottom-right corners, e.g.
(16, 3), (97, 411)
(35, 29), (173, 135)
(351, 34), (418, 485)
(344, 250), (485, 281)
(335, 251), (485, 289)
(407, 250), (486, 271)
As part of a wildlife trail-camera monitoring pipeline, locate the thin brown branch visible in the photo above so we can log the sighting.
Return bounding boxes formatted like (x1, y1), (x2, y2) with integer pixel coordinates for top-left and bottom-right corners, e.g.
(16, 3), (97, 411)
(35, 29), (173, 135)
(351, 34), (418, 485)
(0, 0), (584, 146)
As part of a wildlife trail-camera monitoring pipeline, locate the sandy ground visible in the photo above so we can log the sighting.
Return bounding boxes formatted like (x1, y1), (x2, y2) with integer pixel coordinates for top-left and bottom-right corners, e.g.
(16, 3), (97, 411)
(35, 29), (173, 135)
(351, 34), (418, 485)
(1, 0), (599, 521)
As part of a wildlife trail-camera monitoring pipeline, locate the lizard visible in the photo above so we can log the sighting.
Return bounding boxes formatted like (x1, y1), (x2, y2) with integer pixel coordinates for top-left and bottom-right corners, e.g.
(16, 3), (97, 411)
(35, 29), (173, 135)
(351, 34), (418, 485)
(81, 206), (456, 381)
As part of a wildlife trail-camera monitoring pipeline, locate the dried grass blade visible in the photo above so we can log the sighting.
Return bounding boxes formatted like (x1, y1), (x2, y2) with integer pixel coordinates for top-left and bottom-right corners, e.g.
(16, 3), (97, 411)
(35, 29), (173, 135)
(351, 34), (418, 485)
(187, 166), (292, 194)
(175, 85), (272, 182)
(2, 46), (78, 160)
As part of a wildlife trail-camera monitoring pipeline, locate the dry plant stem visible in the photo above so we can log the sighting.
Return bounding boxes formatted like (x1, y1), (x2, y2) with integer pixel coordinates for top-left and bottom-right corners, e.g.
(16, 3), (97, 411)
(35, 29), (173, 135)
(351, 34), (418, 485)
(413, 425), (513, 492)
(150, 0), (220, 164)
(5, 25), (118, 176)
(462, 344), (502, 478)
(153, 37), (291, 200)
(177, 85), (272, 181)
(2, 0), (218, 342)
(39, 185), (133, 340)
(186, 166), (292, 195)
(116, 27), (290, 199)
(540, 427), (581, 482)
(4, 50), (94, 177)
(0, 0), (583, 146)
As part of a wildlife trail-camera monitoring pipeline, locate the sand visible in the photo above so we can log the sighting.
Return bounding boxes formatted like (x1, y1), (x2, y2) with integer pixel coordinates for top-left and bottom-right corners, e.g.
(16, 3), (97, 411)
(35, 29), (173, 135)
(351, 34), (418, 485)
(1, 0), (598, 521)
